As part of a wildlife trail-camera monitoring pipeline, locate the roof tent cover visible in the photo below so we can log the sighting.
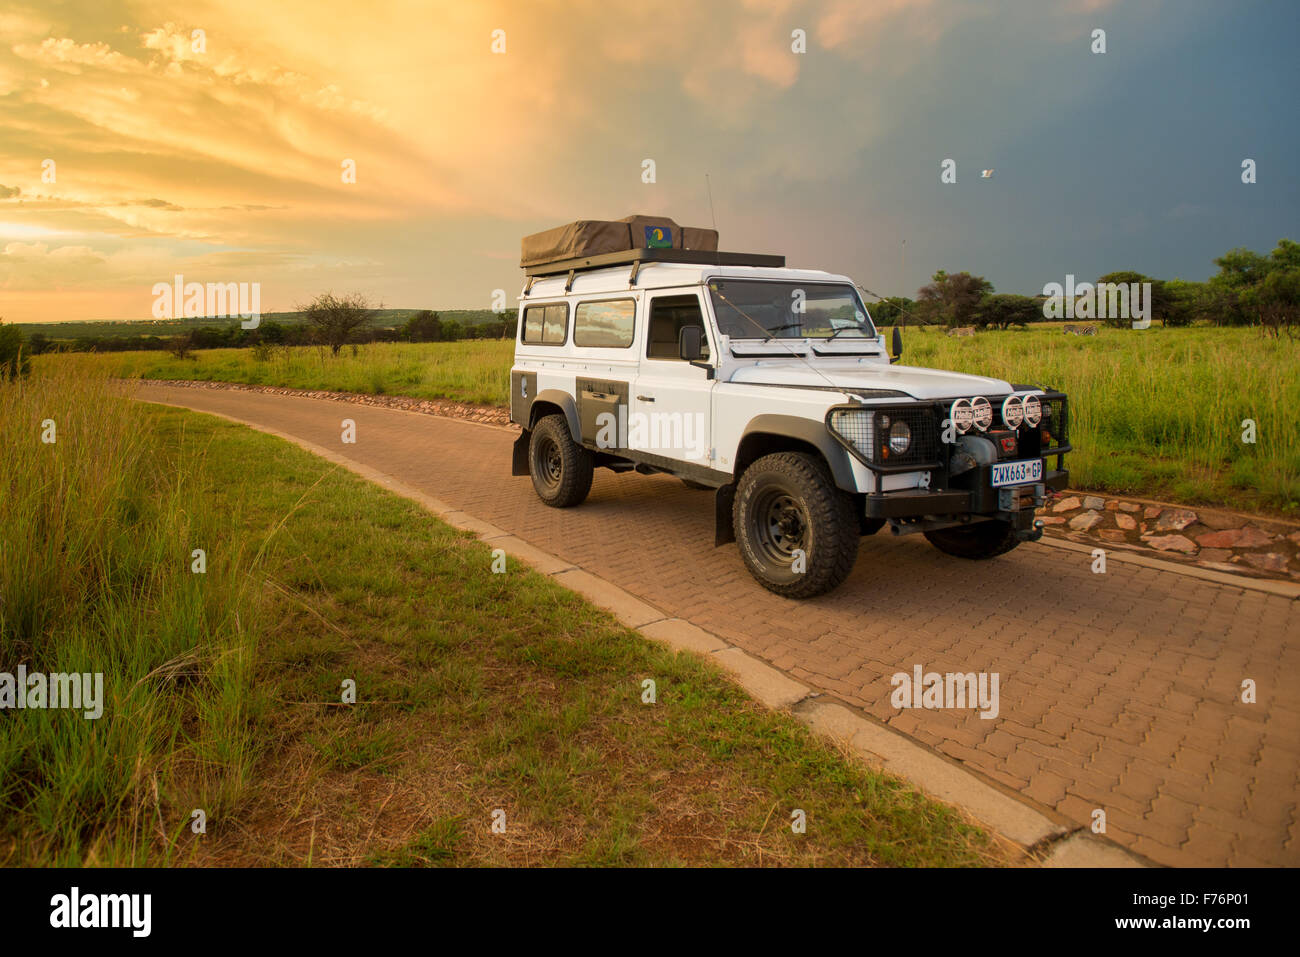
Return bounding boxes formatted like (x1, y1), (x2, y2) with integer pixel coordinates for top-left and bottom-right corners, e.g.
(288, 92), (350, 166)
(521, 215), (719, 268)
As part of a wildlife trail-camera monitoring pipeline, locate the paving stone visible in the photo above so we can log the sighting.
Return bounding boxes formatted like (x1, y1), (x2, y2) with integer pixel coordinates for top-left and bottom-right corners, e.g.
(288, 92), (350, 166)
(1145, 534), (1198, 554)
(1154, 508), (1199, 531)
(1083, 496), (1106, 511)
(1199, 511), (1246, 530)
(1196, 527), (1274, 549)
(1115, 513), (1137, 530)
(1053, 496), (1082, 513)
(1039, 516), (1067, 525)
(1241, 552), (1288, 573)
(1197, 548), (1233, 564)
(1069, 510), (1103, 531)
(1098, 529), (1128, 542)
(1117, 502), (1141, 513)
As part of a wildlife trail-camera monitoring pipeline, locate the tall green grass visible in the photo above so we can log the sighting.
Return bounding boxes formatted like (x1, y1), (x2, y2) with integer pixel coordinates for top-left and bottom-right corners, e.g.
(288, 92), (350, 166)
(0, 360), (266, 864)
(903, 325), (1299, 512)
(51, 340), (514, 407)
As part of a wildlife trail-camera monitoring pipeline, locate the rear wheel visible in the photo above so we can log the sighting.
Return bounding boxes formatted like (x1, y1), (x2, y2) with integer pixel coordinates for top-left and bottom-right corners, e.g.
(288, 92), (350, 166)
(733, 452), (858, 598)
(529, 414), (593, 507)
(923, 520), (1020, 559)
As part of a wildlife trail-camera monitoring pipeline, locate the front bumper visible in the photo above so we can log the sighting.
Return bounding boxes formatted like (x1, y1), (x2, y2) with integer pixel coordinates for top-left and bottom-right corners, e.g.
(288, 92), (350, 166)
(862, 468), (1069, 518)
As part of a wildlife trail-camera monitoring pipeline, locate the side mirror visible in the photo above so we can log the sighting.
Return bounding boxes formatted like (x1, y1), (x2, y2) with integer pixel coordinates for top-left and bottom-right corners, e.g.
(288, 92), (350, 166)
(679, 325), (705, 362)
(891, 326), (903, 363)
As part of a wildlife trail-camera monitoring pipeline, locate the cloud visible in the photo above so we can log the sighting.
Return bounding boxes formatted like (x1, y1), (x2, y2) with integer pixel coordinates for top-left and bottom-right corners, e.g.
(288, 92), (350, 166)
(0, 185), (19, 199)
(12, 37), (144, 73)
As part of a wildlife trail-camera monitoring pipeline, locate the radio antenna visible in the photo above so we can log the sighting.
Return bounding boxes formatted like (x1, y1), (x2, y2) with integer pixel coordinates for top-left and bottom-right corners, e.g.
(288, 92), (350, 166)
(705, 173), (719, 239)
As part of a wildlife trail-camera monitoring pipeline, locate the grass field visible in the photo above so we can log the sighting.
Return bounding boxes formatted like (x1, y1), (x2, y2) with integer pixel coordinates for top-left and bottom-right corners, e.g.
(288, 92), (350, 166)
(44, 323), (1300, 513)
(1, 363), (1002, 866)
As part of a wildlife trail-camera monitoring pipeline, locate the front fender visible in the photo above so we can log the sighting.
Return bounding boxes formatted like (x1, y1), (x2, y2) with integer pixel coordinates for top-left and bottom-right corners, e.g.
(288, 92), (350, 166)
(739, 414), (858, 492)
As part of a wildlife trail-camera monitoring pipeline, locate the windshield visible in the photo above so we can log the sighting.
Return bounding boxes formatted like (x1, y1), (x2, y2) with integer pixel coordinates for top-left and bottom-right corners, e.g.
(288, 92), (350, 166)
(707, 279), (877, 340)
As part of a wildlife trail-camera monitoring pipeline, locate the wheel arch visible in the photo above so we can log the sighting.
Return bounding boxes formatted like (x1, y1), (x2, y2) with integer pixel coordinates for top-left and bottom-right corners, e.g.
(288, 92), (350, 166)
(734, 416), (857, 491)
(528, 390), (581, 442)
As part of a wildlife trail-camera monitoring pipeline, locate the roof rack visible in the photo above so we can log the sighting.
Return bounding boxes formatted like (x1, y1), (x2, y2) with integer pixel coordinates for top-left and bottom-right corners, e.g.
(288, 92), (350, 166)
(522, 246), (785, 281)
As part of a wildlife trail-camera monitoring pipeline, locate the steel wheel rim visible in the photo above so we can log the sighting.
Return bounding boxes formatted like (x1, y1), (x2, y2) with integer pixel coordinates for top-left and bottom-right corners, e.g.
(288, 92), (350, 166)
(752, 486), (808, 566)
(534, 436), (562, 488)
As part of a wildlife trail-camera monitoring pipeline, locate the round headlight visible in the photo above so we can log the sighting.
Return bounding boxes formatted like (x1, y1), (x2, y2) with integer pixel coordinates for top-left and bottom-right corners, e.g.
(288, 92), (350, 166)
(1002, 395), (1024, 429)
(1022, 394), (1042, 427)
(971, 396), (993, 432)
(888, 419), (911, 454)
(949, 398), (973, 434)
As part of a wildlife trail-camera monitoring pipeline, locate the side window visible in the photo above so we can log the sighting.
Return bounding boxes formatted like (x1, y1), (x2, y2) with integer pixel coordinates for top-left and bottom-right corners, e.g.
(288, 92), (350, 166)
(574, 299), (635, 348)
(521, 302), (567, 345)
(646, 295), (710, 360)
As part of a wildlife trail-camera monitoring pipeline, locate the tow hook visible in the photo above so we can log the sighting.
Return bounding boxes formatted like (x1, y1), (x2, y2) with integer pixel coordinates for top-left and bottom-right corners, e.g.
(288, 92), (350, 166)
(1017, 518), (1045, 543)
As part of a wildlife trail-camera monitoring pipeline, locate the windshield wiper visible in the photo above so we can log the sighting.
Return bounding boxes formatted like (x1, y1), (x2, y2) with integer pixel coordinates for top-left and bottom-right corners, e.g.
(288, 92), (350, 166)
(762, 323), (803, 342)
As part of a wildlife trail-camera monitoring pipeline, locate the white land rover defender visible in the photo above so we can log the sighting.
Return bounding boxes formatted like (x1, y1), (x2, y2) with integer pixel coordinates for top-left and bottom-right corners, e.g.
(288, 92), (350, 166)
(509, 216), (1071, 598)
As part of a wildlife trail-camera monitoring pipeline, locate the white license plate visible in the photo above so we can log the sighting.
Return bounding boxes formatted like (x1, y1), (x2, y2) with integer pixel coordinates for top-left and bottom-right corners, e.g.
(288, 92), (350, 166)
(991, 459), (1043, 487)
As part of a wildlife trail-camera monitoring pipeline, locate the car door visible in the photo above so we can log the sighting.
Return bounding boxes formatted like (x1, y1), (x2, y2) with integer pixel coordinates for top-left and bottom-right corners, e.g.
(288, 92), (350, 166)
(630, 290), (714, 467)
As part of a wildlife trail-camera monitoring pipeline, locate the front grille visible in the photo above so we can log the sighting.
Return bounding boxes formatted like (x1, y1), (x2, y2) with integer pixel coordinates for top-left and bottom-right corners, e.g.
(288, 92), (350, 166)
(828, 405), (940, 471)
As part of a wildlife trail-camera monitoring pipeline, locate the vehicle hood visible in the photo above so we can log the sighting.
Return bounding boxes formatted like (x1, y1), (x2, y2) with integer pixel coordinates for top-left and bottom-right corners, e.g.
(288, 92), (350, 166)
(725, 360), (1014, 400)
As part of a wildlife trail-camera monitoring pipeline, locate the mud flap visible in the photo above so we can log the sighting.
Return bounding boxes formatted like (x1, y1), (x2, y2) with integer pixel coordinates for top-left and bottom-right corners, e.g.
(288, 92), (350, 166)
(512, 430), (531, 477)
(714, 484), (736, 546)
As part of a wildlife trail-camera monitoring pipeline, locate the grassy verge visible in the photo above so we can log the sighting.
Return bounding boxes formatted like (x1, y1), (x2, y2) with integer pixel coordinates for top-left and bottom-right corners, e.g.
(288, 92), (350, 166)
(47, 339), (513, 407)
(903, 324), (1299, 513)
(1, 364), (1006, 866)
(45, 324), (1299, 513)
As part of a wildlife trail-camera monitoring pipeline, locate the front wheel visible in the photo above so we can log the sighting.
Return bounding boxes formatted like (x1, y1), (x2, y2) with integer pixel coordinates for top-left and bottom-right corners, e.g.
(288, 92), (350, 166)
(923, 520), (1021, 559)
(529, 414), (594, 507)
(733, 452), (859, 598)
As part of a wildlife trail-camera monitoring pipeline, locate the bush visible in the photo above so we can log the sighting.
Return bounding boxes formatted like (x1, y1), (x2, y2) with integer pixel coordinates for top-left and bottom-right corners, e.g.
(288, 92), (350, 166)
(0, 321), (31, 379)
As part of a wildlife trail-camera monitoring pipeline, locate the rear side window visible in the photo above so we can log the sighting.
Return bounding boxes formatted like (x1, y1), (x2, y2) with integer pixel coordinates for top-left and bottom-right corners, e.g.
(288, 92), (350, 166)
(573, 299), (635, 348)
(521, 303), (567, 345)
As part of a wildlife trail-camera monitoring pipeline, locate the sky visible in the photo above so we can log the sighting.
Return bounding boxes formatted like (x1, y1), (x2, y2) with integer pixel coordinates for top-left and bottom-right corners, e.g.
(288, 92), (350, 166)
(0, 0), (1295, 323)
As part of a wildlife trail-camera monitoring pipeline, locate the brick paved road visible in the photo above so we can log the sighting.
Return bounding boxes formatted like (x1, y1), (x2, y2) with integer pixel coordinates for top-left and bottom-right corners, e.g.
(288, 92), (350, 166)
(135, 383), (1299, 866)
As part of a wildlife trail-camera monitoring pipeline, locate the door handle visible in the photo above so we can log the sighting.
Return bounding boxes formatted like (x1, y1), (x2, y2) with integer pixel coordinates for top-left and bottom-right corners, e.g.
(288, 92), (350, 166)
(636, 395), (655, 402)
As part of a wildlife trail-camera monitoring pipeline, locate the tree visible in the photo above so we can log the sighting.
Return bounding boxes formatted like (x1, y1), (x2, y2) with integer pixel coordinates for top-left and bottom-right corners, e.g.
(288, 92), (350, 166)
(1094, 271), (1171, 328)
(168, 332), (196, 360)
(1250, 266), (1300, 337)
(300, 292), (379, 356)
(1207, 239), (1300, 328)
(403, 309), (443, 342)
(916, 270), (993, 328)
(974, 293), (1040, 330)
(0, 319), (31, 379)
(868, 296), (917, 326)
(26, 332), (49, 355)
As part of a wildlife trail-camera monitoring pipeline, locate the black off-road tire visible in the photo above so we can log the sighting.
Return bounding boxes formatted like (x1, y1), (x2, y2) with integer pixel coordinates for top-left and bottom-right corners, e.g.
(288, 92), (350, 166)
(733, 452), (859, 598)
(923, 520), (1021, 559)
(529, 414), (594, 508)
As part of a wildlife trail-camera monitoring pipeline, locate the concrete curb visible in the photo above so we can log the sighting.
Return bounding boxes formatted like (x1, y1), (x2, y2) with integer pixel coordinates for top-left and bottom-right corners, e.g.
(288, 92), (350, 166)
(134, 393), (1150, 867)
